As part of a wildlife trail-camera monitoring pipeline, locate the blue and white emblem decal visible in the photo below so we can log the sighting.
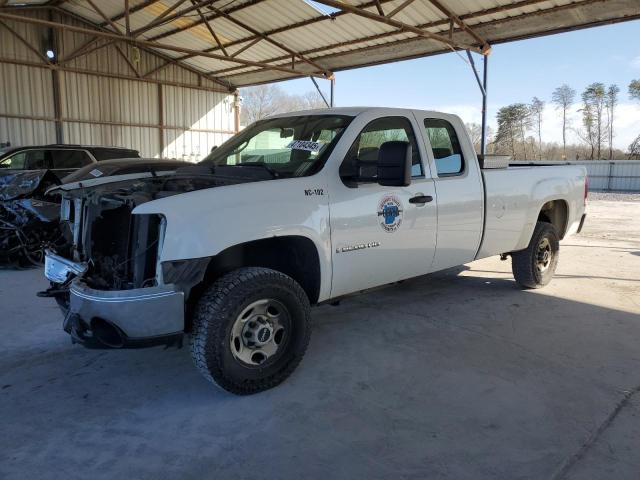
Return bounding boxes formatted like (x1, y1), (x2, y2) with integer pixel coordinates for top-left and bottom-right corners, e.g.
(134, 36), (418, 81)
(377, 194), (403, 233)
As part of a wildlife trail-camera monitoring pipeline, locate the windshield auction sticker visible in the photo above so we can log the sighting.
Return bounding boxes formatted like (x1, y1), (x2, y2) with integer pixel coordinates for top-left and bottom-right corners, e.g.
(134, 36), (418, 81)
(287, 140), (323, 152)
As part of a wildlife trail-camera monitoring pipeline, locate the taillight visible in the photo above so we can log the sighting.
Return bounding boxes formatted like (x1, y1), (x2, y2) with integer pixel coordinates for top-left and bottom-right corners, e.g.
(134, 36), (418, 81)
(584, 176), (589, 205)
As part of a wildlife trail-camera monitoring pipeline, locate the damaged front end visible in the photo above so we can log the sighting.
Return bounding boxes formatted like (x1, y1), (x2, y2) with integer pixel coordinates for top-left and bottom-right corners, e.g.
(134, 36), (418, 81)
(0, 170), (63, 266)
(44, 168), (243, 348)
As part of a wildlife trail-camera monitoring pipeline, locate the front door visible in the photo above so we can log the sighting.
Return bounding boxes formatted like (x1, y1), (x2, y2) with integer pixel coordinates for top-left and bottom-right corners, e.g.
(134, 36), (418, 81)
(329, 115), (437, 298)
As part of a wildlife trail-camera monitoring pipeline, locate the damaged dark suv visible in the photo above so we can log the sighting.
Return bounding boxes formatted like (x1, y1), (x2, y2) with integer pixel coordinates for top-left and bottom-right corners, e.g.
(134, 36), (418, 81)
(1, 145), (141, 266)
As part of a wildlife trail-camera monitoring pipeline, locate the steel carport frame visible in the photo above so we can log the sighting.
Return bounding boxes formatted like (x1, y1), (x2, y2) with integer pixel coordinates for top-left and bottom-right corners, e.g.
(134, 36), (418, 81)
(1, 0), (638, 88)
(0, 0), (638, 152)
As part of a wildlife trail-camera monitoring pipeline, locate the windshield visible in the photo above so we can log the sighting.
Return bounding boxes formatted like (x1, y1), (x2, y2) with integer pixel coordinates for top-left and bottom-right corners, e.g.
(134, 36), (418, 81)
(200, 115), (352, 178)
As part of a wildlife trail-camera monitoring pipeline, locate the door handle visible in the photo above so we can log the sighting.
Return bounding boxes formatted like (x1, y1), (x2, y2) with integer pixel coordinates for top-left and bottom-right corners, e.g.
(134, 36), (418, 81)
(409, 194), (433, 204)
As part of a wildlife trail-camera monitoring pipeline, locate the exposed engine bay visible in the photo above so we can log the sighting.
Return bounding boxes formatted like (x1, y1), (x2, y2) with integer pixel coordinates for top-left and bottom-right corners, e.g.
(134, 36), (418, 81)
(0, 170), (63, 266)
(52, 165), (269, 291)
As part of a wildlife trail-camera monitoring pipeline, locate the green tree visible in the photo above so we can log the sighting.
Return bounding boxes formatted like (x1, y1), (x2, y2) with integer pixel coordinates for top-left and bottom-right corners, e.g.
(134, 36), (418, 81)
(629, 79), (640, 159)
(630, 79), (640, 100)
(495, 103), (531, 159)
(552, 84), (576, 158)
(495, 106), (517, 158)
(530, 97), (545, 160)
(581, 83), (607, 159)
(605, 85), (619, 160)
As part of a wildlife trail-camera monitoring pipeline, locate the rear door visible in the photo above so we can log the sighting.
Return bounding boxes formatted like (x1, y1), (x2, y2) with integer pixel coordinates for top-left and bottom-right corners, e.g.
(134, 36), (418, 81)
(412, 113), (484, 270)
(328, 113), (438, 298)
(49, 149), (94, 178)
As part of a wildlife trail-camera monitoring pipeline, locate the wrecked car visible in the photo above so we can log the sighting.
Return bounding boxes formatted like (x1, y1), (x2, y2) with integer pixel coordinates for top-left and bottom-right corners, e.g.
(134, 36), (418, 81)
(43, 108), (587, 395)
(0, 157), (185, 266)
(0, 170), (65, 265)
(0, 145), (140, 266)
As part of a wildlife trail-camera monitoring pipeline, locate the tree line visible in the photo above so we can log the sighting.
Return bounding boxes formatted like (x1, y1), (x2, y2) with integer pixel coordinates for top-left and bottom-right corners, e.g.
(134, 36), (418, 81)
(240, 79), (640, 160)
(240, 84), (326, 125)
(489, 79), (640, 160)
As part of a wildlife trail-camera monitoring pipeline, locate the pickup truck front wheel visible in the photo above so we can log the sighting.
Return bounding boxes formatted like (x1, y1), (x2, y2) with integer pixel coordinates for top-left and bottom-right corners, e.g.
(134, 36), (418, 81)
(512, 221), (559, 289)
(190, 267), (311, 395)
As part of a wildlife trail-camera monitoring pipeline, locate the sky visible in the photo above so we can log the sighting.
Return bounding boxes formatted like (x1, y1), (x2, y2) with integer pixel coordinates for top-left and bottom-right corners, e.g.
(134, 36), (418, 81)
(267, 19), (640, 150)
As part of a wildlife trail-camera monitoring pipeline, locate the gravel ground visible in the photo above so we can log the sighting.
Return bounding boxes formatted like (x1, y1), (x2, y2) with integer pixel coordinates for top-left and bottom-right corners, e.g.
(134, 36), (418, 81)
(589, 191), (640, 202)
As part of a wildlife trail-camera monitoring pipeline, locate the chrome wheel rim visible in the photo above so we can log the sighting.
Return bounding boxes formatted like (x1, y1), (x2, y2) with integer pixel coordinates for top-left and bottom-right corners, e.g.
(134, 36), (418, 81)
(230, 299), (288, 366)
(536, 237), (552, 272)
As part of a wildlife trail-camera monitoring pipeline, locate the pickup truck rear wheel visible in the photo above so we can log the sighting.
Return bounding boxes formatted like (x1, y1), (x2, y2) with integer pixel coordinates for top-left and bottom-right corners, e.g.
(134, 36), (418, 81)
(190, 267), (311, 395)
(512, 221), (559, 289)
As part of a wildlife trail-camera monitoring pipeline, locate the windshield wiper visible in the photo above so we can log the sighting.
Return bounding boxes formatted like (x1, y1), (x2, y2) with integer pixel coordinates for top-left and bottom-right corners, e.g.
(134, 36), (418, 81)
(235, 162), (279, 178)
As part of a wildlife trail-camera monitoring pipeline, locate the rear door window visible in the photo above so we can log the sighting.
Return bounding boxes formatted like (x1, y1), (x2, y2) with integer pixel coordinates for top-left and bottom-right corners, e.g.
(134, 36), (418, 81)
(25, 150), (49, 169)
(424, 119), (465, 176)
(51, 150), (93, 169)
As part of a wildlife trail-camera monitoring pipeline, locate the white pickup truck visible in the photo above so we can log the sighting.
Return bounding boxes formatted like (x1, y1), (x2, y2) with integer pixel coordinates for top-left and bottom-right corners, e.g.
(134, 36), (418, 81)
(43, 108), (588, 394)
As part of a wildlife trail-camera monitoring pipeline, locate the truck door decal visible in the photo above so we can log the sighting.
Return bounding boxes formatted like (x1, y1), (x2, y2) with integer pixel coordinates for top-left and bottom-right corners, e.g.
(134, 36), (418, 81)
(377, 194), (404, 233)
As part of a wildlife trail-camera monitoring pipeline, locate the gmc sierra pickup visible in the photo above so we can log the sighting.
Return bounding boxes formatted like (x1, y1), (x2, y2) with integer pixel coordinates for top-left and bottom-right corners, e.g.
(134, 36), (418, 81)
(43, 108), (588, 394)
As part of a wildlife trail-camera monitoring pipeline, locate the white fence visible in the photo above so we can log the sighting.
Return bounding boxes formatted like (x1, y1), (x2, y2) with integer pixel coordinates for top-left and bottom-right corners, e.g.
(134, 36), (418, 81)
(508, 160), (640, 192)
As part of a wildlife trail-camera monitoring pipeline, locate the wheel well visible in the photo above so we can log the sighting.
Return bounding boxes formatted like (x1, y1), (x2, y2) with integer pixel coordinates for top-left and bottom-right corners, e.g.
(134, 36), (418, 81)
(195, 235), (320, 302)
(538, 200), (568, 238)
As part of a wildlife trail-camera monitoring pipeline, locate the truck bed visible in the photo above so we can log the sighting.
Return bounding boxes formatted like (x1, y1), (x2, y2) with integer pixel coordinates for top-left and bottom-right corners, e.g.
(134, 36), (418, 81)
(476, 165), (587, 259)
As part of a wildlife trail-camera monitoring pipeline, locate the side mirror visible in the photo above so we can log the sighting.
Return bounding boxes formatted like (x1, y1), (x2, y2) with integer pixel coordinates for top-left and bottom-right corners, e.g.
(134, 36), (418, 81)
(377, 141), (412, 187)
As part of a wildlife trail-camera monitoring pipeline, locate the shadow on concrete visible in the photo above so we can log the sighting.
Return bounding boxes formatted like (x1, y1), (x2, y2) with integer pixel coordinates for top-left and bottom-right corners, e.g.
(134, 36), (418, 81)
(1, 268), (640, 480)
(464, 267), (640, 284)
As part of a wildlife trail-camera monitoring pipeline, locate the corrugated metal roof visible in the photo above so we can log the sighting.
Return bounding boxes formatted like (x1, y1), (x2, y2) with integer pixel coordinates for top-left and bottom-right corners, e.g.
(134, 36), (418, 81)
(1, 0), (638, 87)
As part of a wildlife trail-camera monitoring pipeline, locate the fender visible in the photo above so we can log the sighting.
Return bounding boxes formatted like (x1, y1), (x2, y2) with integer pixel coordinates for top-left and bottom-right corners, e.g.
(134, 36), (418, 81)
(513, 166), (586, 251)
(133, 174), (333, 301)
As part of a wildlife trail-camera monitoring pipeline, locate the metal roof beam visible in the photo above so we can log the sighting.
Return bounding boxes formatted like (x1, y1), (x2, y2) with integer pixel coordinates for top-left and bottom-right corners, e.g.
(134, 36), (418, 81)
(312, 0), (482, 54)
(213, 0), (551, 77)
(230, 37), (262, 58)
(373, 0), (385, 16)
(0, 18), (51, 64)
(143, 58), (175, 78)
(0, 55), (231, 93)
(136, 0), (189, 37)
(147, 0), (268, 41)
(132, 0), (216, 37)
(150, 0), (397, 67)
(104, 0), (163, 25)
(86, 0), (123, 34)
(426, 0), (491, 54)
(60, 37), (114, 64)
(386, 0), (416, 19)
(0, 12), (329, 84)
(148, 0), (394, 43)
(190, 0), (228, 56)
(53, 6), (233, 88)
(223, 0), (622, 84)
(115, 44), (141, 77)
(124, 0), (130, 35)
(204, 3), (333, 78)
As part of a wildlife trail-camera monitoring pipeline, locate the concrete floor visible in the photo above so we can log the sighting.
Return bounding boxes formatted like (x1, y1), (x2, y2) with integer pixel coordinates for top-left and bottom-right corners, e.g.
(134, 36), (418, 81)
(1, 199), (639, 480)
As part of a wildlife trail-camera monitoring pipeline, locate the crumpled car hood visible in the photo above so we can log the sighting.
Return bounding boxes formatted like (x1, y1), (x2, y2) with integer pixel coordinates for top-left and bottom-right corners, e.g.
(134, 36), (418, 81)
(0, 170), (61, 201)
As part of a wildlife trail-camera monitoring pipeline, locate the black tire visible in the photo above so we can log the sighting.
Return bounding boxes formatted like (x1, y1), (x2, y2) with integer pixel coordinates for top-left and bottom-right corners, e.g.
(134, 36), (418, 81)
(55, 293), (70, 317)
(512, 221), (559, 289)
(190, 267), (311, 395)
